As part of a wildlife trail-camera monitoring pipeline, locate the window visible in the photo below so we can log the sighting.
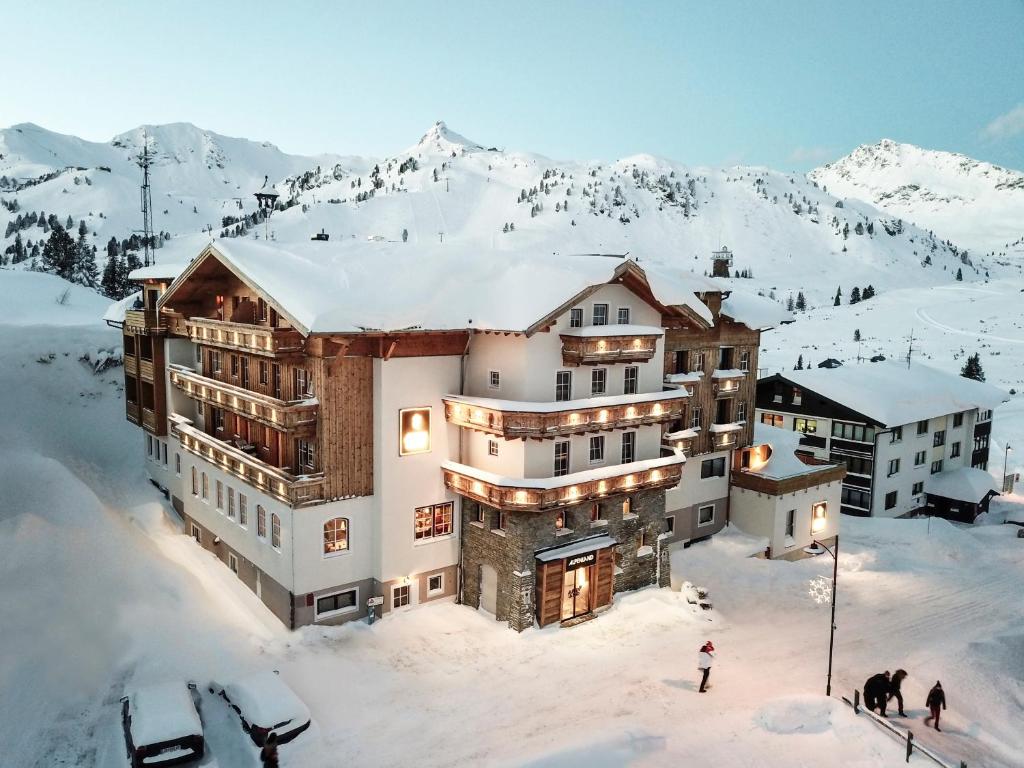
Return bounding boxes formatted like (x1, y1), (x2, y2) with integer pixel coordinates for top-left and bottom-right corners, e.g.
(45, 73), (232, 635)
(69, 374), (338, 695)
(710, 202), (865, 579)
(832, 454), (873, 475)
(230, 354), (239, 377)
(933, 430), (946, 447)
(555, 371), (572, 402)
(175, 453), (181, 476)
(785, 509), (795, 538)
(324, 517), (350, 554)
(673, 350), (688, 374)
(190, 523), (201, 543)
(792, 387), (803, 406)
(974, 434), (989, 452)
(227, 487), (235, 519)
(257, 506), (267, 539)
(258, 297), (268, 322)
(931, 460), (943, 475)
(592, 303), (608, 326)
(271, 513), (281, 549)
(414, 502), (453, 540)
(488, 370), (500, 390)
(701, 457), (726, 478)
(951, 441), (961, 458)
(238, 494), (248, 526)
(475, 505), (485, 525)
(272, 363), (282, 399)
(213, 408), (225, 432)
(589, 435), (605, 463)
(912, 481), (924, 495)
(794, 418), (817, 434)
(393, 584), (411, 609)
(427, 574), (444, 595)
(622, 497), (632, 517)
(216, 480), (224, 510)
(718, 347), (734, 369)
(621, 432), (636, 464)
(831, 422), (876, 442)
(841, 487), (871, 509)
(914, 450), (927, 466)
(554, 441), (570, 476)
(888, 458), (900, 476)
(691, 406), (702, 430)
(570, 307), (583, 328)
(201, 472), (209, 501)
(555, 510), (567, 530)
(162, 443), (168, 465)
(195, 345), (202, 364)
(240, 357), (249, 388)
(953, 412), (964, 428)
(294, 368), (311, 398)
(917, 419), (928, 435)
(211, 350), (221, 374)
(590, 503), (602, 523)
(666, 515), (675, 534)
(191, 467), (198, 496)
(737, 402), (747, 422)
(694, 352), (706, 372)
(761, 413), (784, 428)
(978, 409), (992, 422)
(623, 366), (638, 395)
(259, 360), (268, 385)
(228, 553), (238, 574)
(885, 491), (898, 510)
(891, 426), (903, 442)
(316, 589), (357, 618)
(617, 307), (631, 324)
(811, 502), (827, 534)
(591, 368), (607, 395)
(147, 435), (153, 457)
(297, 439), (315, 471)
(488, 439), (499, 457)
(399, 407), (431, 455)
(497, 511), (508, 531)
(739, 350), (750, 372)
(698, 505), (715, 526)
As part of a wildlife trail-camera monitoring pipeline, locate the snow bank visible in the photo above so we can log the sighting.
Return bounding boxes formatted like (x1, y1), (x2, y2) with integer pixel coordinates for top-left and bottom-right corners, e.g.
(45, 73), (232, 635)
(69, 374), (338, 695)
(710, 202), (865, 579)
(0, 270), (111, 326)
(756, 695), (836, 734)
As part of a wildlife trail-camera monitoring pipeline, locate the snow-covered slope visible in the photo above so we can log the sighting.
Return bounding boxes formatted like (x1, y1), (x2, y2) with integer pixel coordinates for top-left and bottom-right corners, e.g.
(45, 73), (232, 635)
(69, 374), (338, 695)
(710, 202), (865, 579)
(1, 121), (1005, 309)
(809, 139), (1024, 260)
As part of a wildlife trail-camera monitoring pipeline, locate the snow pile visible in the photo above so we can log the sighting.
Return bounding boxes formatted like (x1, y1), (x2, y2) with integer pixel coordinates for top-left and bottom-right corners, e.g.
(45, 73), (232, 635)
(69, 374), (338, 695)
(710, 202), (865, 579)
(0, 270), (111, 325)
(756, 695), (835, 735)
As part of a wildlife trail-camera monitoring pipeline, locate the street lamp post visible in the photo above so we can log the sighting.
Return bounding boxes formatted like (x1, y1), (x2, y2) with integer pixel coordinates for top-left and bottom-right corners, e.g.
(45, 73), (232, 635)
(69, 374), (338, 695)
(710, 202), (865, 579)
(812, 535), (839, 697)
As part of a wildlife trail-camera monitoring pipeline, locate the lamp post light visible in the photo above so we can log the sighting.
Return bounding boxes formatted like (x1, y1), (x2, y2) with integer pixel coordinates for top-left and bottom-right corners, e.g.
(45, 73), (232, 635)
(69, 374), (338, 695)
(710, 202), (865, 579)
(810, 535), (839, 697)
(254, 175), (279, 241)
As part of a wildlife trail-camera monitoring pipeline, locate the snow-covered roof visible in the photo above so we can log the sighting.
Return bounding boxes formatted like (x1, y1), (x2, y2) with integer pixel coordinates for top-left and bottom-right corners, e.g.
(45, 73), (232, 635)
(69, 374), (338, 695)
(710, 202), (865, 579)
(182, 239), (714, 335)
(665, 371), (703, 384)
(444, 388), (688, 413)
(128, 682), (202, 747)
(712, 368), (747, 379)
(443, 454), (686, 490)
(559, 324), (664, 338)
(747, 424), (842, 481)
(720, 290), (793, 330)
(222, 671), (310, 729)
(776, 361), (1008, 427)
(128, 261), (191, 282)
(536, 535), (618, 562)
(102, 291), (141, 324)
(925, 466), (999, 504)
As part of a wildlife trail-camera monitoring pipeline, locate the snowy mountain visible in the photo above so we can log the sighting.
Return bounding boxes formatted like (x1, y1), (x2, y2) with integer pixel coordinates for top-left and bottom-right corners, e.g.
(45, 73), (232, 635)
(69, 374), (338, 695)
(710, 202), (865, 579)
(0, 121), (1010, 308)
(809, 139), (1024, 260)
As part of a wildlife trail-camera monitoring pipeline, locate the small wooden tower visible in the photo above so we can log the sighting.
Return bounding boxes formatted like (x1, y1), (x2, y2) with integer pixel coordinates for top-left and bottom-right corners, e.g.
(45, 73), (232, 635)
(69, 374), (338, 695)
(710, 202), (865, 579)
(711, 246), (733, 277)
(254, 176), (279, 240)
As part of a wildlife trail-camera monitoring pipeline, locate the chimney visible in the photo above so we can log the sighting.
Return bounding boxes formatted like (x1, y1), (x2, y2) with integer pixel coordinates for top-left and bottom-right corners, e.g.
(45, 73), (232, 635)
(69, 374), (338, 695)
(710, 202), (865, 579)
(711, 247), (733, 278)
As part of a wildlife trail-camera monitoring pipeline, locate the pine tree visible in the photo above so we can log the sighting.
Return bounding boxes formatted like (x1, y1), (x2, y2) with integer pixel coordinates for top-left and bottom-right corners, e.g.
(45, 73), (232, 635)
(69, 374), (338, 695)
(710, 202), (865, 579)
(12, 232), (26, 263)
(101, 248), (122, 298)
(73, 223), (98, 288)
(956, 267), (963, 281)
(862, 284), (875, 300)
(853, 329), (861, 342)
(786, 294), (795, 312)
(834, 286), (842, 306)
(41, 222), (76, 280)
(960, 352), (985, 381)
(795, 291), (807, 312)
(850, 286), (861, 304)
(795, 354), (804, 370)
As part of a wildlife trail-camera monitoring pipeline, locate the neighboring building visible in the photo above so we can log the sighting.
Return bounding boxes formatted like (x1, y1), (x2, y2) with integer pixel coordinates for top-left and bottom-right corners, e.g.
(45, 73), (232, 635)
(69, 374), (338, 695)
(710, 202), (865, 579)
(755, 362), (1007, 521)
(109, 240), (784, 631)
(729, 424), (845, 559)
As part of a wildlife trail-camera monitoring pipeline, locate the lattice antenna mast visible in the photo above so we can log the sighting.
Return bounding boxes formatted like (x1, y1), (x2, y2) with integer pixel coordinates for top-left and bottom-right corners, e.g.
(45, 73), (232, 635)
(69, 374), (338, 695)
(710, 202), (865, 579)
(905, 329), (917, 369)
(135, 132), (155, 266)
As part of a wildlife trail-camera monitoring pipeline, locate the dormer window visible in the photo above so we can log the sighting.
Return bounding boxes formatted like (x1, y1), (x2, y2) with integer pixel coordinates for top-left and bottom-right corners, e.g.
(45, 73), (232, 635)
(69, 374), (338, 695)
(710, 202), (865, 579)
(792, 387), (803, 406)
(617, 307), (631, 324)
(570, 308), (583, 328)
(592, 304), (608, 326)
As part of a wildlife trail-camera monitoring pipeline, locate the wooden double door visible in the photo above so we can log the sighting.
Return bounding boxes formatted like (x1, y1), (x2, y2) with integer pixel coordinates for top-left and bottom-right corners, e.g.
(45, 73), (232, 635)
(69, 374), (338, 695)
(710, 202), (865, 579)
(536, 546), (615, 627)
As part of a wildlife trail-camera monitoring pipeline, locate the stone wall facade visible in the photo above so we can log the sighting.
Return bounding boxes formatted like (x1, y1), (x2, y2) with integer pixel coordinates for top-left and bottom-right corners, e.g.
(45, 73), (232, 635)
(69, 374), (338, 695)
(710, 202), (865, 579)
(460, 488), (671, 631)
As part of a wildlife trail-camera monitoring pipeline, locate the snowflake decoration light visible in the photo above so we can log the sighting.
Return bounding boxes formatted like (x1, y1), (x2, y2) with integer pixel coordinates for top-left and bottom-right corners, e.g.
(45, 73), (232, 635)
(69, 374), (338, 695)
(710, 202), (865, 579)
(808, 575), (832, 605)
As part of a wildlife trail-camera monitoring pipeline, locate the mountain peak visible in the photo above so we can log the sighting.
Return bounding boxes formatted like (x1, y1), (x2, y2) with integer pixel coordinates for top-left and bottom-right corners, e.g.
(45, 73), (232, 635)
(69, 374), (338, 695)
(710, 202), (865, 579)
(410, 121), (484, 155)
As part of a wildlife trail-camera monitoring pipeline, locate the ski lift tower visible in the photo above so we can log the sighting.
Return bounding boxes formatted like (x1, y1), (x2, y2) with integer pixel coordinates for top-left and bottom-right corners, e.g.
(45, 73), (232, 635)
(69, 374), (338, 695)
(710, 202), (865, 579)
(254, 176), (279, 241)
(711, 246), (733, 277)
(135, 133), (156, 266)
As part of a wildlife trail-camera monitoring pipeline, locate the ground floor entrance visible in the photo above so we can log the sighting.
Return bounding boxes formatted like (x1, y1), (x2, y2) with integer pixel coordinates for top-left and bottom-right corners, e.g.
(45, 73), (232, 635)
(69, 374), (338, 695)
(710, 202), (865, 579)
(536, 535), (617, 627)
(561, 564), (593, 621)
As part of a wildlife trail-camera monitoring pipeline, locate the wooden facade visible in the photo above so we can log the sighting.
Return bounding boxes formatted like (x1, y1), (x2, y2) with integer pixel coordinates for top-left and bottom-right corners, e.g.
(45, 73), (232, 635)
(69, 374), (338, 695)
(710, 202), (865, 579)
(123, 325), (167, 437)
(535, 546), (615, 627)
(560, 332), (659, 366)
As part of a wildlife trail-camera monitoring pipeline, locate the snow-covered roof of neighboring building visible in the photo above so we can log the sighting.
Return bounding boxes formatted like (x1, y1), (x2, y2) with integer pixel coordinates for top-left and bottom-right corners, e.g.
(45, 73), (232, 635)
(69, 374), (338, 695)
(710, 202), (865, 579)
(102, 291), (141, 324)
(179, 239), (715, 335)
(925, 467), (1000, 504)
(776, 361), (1007, 427)
(720, 290), (793, 330)
(128, 261), (191, 282)
(747, 424), (842, 480)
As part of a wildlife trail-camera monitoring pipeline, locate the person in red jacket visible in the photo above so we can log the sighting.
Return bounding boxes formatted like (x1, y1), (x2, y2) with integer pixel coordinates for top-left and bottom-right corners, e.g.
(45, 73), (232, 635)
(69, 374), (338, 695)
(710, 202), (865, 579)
(924, 682), (946, 731)
(697, 641), (715, 693)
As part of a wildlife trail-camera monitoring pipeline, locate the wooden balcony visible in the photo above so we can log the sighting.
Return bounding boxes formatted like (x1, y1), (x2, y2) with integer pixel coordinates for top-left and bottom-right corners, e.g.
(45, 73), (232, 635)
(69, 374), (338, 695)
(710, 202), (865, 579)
(124, 356), (138, 377)
(124, 308), (166, 335)
(139, 358), (156, 381)
(172, 417), (325, 506)
(184, 317), (304, 357)
(442, 391), (688, 439)
(142, 407), (160, 433)
(712, 370), (746, 398)
(560, 326), (661, 365)
(442, 456), (685, 512)
(169, 365), (318, 432)
(126, 400), (140, 425)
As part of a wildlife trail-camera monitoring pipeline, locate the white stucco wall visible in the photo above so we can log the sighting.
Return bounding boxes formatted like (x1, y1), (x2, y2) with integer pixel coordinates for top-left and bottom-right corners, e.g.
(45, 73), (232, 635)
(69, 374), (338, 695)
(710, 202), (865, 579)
(729, 479), (841, 557)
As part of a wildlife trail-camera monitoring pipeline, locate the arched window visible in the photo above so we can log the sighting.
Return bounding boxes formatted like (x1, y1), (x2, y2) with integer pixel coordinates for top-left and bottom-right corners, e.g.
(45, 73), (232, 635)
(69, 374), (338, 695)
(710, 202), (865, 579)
(324, 517), (349, 555)
(271, 513), (281, 549)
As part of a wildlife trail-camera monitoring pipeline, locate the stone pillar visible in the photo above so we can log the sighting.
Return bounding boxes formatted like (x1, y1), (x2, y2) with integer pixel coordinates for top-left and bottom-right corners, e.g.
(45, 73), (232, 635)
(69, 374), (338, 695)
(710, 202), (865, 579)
(657, 536), (672, 588)
(507, 570), (535, 632)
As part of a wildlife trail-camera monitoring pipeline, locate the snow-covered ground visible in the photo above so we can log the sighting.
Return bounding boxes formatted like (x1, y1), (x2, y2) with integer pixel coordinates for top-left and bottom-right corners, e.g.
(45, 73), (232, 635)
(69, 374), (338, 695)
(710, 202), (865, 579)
(1, 271), (1022, 767)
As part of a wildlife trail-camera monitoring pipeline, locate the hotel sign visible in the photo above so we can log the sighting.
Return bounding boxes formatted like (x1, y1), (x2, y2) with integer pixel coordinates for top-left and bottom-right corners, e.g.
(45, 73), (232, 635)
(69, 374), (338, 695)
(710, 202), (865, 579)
(565, 551), (597, 571)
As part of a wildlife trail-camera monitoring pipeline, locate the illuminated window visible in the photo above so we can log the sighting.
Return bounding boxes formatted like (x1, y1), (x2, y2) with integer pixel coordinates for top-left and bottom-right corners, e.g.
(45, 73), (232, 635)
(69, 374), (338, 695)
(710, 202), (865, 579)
(811, 503), (827, 533)
(324, 517), (349, 554)
(622, 497), (632, 517)
(761, 412), (784, 427)
(399, 407), (431, 455)
(555, 510), (567, 530)
(794, 418), (817, 434)
(414, 503), (453, 540)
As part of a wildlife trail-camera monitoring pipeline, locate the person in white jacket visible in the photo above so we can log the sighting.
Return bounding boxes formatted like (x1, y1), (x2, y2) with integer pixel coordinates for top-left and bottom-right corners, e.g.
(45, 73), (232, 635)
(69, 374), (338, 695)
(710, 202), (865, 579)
(698, 641), (715, 693)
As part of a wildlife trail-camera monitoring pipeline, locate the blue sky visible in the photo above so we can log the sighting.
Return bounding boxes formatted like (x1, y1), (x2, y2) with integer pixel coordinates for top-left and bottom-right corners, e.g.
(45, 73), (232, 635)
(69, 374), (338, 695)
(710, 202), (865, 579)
(4, 0), (1023, 170)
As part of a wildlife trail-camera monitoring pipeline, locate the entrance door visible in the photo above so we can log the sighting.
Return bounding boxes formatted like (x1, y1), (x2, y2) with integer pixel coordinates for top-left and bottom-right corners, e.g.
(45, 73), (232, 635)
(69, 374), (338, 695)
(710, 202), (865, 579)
(479, 565), (497, 615)
(561, 566), (592, 621)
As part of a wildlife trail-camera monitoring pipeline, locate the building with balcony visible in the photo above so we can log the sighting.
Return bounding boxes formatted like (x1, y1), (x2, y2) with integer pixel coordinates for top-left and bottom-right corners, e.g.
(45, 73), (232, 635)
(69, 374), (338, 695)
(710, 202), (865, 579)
(110, 238), (786, 632)
(755, 362), (1007, 521)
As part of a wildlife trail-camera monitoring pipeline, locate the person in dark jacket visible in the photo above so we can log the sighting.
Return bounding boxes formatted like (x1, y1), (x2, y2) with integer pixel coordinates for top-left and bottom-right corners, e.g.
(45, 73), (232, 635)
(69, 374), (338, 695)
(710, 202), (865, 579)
(888, 669), (908, 717)
(260, 732), (279, 767)
(863, 671), (891, 716)
(924, 682), (946, 731)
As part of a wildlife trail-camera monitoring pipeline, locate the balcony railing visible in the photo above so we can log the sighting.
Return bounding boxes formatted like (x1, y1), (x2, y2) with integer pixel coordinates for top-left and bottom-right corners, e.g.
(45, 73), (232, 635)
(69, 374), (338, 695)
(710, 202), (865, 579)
(126, 401), (140, 425)
(442, 455), (685, 512)
(171, 416), (325, 506)
(442, 390), (687, 439)
(169, 365), (318, 431)
(184, 317), (304, 357)
(139, 358), (156, 381)
(712, 369), (746, 398)
(124, 308), (166, 335)
(142, 407), (160, 433)
(560, 326), (661, 365)
(124, 356), (138, 377)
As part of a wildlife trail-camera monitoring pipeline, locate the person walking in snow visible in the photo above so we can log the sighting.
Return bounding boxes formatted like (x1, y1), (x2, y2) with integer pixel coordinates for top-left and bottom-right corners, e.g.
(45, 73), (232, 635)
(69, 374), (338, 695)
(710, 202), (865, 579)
(924, 681), (946, 732)
(888, 669), (908, 717)
(863, 671), (891, 716)
(697, 641), (715, 693)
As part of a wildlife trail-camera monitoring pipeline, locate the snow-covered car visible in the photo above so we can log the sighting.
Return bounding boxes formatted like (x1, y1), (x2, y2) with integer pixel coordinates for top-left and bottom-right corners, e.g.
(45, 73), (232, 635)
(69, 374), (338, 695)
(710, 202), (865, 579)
(211, 671), (311, 746)
(120, 682), (205, 767)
